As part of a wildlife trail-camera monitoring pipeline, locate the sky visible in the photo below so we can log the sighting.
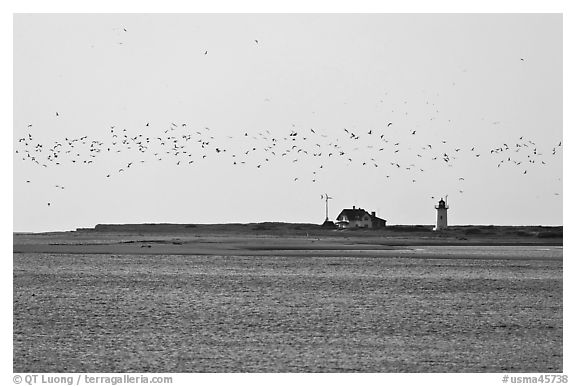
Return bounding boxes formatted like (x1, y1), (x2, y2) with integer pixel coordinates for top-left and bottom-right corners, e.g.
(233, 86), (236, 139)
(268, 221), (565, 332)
(13, 13), (563, 232)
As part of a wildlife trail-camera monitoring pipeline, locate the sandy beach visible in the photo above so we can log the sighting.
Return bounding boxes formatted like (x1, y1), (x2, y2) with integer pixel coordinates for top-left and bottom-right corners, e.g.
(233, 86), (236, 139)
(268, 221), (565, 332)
(13, 224), (563, 258)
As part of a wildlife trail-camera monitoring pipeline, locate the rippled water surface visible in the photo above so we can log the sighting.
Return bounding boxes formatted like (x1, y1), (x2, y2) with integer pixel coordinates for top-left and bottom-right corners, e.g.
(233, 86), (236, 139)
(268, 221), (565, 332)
(13, 249), (562, 372)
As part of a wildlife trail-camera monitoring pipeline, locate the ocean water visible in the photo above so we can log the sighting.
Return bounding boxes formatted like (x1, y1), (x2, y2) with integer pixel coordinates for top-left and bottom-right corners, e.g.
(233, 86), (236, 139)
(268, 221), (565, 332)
(13, 248), (562, 372)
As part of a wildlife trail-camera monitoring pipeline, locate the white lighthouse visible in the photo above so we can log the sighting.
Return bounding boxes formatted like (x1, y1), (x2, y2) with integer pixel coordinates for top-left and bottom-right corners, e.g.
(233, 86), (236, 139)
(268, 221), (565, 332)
(434, 197), (449, 231)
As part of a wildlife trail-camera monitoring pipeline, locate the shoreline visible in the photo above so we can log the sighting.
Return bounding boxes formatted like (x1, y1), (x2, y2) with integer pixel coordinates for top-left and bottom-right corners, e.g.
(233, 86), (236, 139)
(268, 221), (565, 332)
(13, 227), (562, 259)
(13, 223), (562, 259)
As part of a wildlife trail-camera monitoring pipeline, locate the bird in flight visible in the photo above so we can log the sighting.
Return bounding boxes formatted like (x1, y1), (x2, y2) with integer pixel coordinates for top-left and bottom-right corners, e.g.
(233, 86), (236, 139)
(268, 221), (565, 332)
(204, 51), (208, 55)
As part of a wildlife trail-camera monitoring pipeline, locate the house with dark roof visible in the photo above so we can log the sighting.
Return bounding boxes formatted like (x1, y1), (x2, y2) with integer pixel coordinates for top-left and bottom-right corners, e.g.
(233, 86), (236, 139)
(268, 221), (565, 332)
(335, 206), (387, 229)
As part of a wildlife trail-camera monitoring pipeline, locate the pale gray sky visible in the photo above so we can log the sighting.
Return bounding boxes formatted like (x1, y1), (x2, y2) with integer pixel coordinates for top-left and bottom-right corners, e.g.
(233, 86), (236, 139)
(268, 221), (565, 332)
(13, 13), (562, 232)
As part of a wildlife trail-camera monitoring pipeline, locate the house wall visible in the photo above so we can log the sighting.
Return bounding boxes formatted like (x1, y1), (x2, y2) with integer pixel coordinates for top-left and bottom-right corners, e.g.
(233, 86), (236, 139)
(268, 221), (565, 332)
(348, 216), (372, 228)
(337, 212), (383, 229)
(372, 219), (386, 228)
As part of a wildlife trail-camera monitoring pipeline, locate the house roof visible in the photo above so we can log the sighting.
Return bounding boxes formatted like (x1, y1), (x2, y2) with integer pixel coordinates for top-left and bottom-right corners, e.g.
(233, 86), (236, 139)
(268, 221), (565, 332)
(337, 208), (370, 221)
(370, 215), (387, 223)
(337, 208), (387, 222)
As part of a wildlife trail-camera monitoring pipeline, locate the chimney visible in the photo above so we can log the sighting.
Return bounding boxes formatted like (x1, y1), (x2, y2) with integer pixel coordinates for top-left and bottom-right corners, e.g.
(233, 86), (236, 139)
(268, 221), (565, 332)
(353, 205), (356, 210)
(371, 211), (376, 217)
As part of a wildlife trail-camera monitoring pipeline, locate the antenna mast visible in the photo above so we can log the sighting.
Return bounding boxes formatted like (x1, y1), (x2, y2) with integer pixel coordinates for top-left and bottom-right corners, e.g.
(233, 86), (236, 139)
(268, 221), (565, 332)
(320, 193), (334, 221)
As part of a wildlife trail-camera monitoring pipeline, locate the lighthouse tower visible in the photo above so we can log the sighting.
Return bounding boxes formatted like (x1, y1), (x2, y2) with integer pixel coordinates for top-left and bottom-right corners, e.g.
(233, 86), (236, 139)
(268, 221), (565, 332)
(434, 197), (449, 231)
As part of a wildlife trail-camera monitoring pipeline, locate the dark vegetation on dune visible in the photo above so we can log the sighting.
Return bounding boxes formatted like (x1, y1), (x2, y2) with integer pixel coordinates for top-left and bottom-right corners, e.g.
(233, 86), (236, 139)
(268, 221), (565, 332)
(75, 223), (563, 243)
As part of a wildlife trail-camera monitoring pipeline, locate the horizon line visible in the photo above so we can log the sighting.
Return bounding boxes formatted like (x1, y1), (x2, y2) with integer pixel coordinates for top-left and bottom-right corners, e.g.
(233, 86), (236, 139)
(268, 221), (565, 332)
(13, 222), (564, 234)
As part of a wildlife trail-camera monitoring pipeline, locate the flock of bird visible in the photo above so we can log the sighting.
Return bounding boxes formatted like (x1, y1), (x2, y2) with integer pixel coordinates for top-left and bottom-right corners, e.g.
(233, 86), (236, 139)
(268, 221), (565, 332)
(16, 114), (562, 207)
(15, 28), (563, 207)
